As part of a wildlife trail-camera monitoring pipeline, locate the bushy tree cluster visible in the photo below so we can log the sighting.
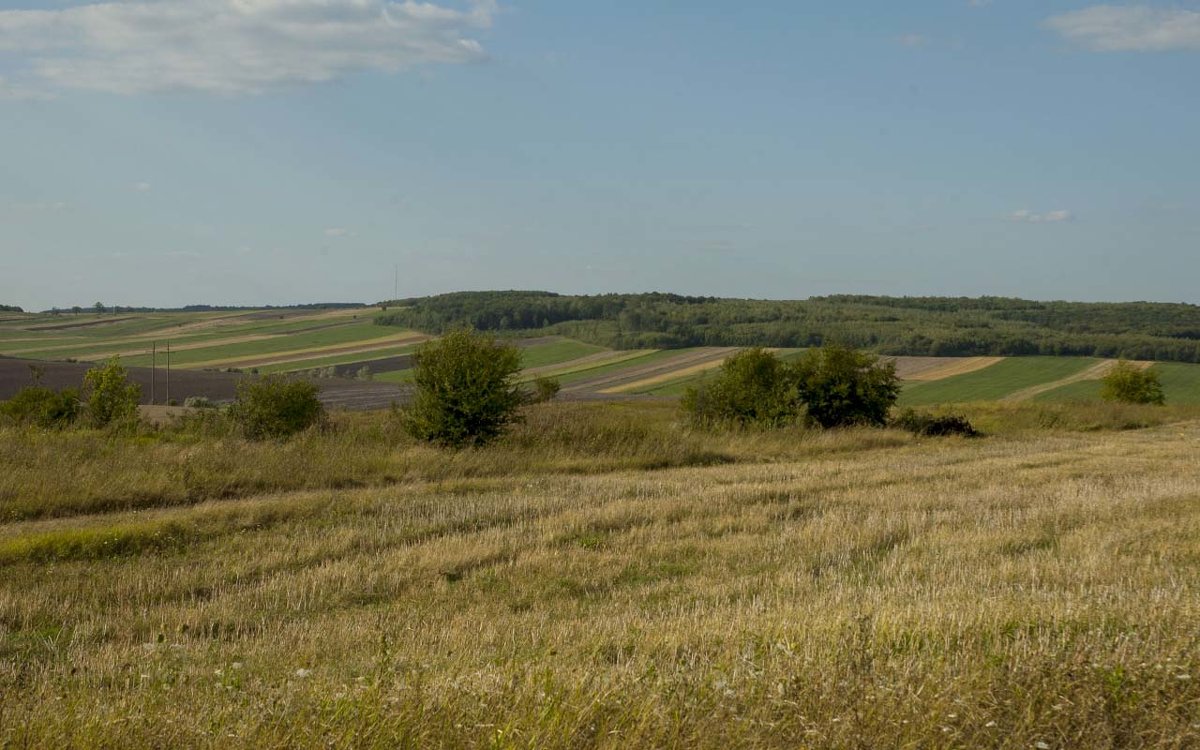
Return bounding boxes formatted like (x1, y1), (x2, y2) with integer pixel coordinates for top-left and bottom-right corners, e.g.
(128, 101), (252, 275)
(683, 345), (900, 429)
(228, 376), (326, 440)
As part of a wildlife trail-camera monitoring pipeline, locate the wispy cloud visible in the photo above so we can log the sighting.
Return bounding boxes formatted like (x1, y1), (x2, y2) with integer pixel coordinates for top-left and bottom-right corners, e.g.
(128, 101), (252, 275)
(0, 0), (496, 96)
(132, 181), (152, 192)
(323, 227), (352, 238)
(1044, 5), (1200, 52)
(1010, 209), (1073, 224)
(898, 34), (928, 48)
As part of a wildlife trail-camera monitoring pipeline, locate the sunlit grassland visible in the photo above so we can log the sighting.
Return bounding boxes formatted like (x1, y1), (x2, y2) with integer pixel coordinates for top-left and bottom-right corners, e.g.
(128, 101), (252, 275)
(2, 401), (1200, 747)
(1031, 362), (1200, 405)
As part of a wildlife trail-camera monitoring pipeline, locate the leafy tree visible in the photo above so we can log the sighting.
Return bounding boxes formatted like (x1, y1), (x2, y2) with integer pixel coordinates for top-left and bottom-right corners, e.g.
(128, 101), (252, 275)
(403, 328), (524, 448)
(93, 302), (105, 315)
(71, 305), (82, 315)
(682, 348), (798, 427)
(82, 357), (141, 428)
(1101, 360), (1165, 405)
(0, 386), (81, 428)
(791, 345), (900, 428)
(229, 376), (325, 440)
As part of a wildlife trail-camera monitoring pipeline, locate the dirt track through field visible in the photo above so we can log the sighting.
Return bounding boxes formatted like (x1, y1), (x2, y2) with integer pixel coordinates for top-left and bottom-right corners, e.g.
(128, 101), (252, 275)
(889, 356), (1005, 382)
(563, 348), (738, 395)
(1001, 359), (1153, 403)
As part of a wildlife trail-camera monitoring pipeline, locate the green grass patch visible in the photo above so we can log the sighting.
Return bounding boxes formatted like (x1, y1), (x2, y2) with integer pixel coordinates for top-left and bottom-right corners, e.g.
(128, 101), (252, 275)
(899, 357), (1094, 406)
(519, 339), (607, 370)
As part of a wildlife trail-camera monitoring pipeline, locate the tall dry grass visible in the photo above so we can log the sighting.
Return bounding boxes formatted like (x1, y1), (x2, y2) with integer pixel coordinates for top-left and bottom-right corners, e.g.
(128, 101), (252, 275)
(1, 401), (1199, 747)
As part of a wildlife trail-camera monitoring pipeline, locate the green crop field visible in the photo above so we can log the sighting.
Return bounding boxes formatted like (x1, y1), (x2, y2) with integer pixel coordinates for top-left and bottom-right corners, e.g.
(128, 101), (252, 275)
(1034, 362), (1200, 405)
(899, 357), (1095, 406)
(518, 339), (607, 370)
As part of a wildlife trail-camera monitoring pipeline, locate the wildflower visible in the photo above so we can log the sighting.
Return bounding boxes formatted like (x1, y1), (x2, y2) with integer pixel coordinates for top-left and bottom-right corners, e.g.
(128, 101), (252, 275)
(1035, 742), (1050, 749)
(295, 668), (312, 678)
(985, 721), (997, 728)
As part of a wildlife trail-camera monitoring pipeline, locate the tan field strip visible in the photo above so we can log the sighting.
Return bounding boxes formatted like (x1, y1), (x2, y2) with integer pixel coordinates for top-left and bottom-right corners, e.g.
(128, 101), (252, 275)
(1001, 359), (1153, 403)
(566, 347), (738, 395)
(891, 356), (1005, 382)
(181, 332), (429, 369)
(521, 350), (648, 380)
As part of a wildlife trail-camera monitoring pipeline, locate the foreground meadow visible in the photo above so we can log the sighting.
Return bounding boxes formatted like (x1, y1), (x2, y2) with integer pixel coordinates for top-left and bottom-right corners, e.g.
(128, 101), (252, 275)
(2, 403), (1199, 748)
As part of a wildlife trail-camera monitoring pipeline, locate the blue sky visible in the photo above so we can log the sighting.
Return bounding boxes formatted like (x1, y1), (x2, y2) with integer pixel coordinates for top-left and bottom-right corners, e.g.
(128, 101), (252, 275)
(1, 0), (1198, 310)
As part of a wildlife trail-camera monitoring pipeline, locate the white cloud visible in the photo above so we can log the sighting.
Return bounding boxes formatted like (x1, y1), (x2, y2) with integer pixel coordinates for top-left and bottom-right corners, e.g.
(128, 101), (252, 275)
(0, 0), (496, 95)
(968, 0), (993, 8)
(898, 34), (927, 48)
(1010, 209), (1073, 224)
(324, 227), (352, 237)
(133, 181), (152, 192)
(1044, 5), (1200, 52)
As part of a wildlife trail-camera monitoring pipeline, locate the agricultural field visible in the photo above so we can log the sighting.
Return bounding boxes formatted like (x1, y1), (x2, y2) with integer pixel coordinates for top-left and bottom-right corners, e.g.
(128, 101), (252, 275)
(5, 310), (1200, 407)
(2, 402), (1200, 746)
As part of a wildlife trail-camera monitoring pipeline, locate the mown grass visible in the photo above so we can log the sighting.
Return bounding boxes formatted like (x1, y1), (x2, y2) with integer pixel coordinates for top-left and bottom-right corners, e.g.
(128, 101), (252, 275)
(900, 356), (1096, 406)
(1, 403), (1199, 747)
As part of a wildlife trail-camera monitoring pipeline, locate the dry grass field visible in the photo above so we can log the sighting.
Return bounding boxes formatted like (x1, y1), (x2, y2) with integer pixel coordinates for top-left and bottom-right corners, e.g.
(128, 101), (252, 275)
(2, 401), (1200, 747)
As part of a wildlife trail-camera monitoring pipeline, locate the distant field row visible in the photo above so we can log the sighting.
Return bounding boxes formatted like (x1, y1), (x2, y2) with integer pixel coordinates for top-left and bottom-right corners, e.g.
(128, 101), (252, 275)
(4, 310), (1200, 404)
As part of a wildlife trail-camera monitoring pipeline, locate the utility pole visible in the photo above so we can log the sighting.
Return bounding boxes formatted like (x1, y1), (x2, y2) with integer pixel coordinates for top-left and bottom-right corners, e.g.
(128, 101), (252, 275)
(165, 340), (170, 405)
(393, 264), (398, 300)
(151, 342), (156, 405)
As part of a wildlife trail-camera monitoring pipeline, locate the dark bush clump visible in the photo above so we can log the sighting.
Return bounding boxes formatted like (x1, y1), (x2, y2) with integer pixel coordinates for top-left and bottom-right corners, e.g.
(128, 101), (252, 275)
(892, 408), (980, 437)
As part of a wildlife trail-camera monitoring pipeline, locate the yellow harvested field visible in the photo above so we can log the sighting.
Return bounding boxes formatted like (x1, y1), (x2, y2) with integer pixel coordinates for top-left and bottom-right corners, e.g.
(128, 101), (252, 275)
(892, 356), (1004, 381)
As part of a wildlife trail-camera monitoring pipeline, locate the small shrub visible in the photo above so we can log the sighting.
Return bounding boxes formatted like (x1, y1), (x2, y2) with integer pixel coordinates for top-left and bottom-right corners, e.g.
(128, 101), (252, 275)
(356, 365), (373, 381)
(183, 396), (216, 409)
(791, 345), (899, 428)
(82, 357), (141, 429)
(892, 408), (979, 437)
(1101, 361), (1165, 405)
(530, 376), (561, 404)
(228, 376), (325, 440)
(0, 386), (81, 428)
(403, 328), (524, 448)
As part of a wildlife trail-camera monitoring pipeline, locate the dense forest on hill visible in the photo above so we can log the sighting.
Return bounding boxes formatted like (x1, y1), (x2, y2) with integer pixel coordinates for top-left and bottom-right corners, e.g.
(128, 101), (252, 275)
(0, 305), (23, 313)
(376, 291), (1200, 362)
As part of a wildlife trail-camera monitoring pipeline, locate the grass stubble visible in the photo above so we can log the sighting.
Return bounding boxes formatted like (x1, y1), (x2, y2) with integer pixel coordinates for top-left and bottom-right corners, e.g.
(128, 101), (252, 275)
(0, 401), (1198, 748)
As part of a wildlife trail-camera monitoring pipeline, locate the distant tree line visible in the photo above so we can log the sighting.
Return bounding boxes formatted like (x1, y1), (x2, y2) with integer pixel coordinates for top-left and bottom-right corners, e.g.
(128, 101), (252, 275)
(0, 305), (23, 313)
(43, 303), (366, 314)
(374, 291), (1200, 363)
